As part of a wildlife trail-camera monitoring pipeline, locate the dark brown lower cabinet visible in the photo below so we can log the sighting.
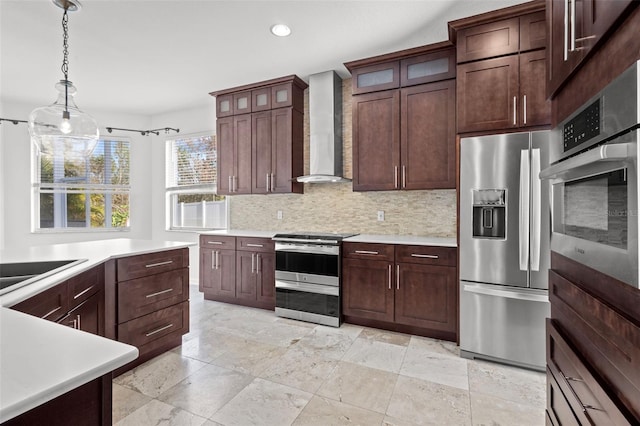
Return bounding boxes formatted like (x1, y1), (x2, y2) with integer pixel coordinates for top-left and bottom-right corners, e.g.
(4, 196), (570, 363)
(2, 375), (112, 426)
(547, 253), (640, 425)
(342, 242), (457, 341)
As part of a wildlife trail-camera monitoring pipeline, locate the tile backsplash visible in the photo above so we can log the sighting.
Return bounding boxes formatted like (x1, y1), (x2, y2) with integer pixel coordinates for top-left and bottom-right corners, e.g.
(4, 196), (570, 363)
(228, 78), (457, 238)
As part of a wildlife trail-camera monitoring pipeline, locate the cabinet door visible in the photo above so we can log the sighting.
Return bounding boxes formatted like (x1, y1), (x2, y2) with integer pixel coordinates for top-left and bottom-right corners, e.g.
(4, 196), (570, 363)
(456, 17), (520, 63)
(234, 114), (253, 194)
(351, 61), (400, 95)
(271, 83), (294, 109)
(400, 49), (455, 87)
(233, 91), (252, 115)
(272, 108), (303, 194)
(547, 0), (586, 96)
(216, 116), (234, 195)
(252, 111), (272, 194)
(204, 249), (236, 299)
(256, 252), (275, 308)
(401, 80), (455, 189)
(547, 370), (581, 426)
(216, 94), (233, 118)
(520, 50), (551, 127)
(236, 251), (257, 302)
(395, 263), (456, 332)
(68, 264), (101, 310)
(352, 90), (400, 191)
(342, 257), (394, 322)
(519, 11), (546, 52)
(582, 0), (635, 58)
(68, 291), (104, 336)
(252, 87), (271, 112)
(457, 55), (519, 133)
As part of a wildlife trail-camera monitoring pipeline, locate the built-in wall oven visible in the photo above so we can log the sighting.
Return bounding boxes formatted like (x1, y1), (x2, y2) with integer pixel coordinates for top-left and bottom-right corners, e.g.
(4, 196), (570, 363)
(272, 232), (356, 327)
(540, 60), (640, 288)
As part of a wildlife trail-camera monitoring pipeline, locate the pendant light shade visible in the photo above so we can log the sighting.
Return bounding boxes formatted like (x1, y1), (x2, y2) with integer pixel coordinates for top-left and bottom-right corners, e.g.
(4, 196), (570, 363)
(28, 0), (99, 156)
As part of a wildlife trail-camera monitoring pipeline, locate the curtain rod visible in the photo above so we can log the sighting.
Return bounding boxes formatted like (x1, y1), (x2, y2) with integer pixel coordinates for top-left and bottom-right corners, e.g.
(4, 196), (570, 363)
(0, 118), (180, 136)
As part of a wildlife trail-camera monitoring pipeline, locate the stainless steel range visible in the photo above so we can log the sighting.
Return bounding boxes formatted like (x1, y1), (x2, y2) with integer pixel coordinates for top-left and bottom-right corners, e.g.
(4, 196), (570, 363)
(272, 232), (357, 327)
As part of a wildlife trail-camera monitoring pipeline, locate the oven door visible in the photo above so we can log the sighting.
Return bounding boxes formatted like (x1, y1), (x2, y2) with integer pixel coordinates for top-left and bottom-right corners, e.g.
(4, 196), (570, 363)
(540, 135), (638, 287)
(275, 280), (340, 327)
(274, 242), (339, 286)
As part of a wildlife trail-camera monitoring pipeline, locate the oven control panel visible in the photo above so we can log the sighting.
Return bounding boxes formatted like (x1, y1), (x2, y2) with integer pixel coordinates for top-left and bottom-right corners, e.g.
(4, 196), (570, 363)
(564, 99), (601, 153)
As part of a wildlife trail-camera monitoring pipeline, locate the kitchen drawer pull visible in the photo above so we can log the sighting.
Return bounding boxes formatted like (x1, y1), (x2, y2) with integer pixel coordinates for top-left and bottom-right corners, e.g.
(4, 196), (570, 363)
(355, 250), (379, 255)
(145, 323), (174, 337)
(76, 314), (81, 330)
(42, 305), (62, 320)
(564, 376), (584, 382)
(256, 254), (261, 274)
(270, 173), (275, 192)
(73, 285), (95, 300)
(145, 288), (174, 298)
(411, 253), (439, 259)
(523, 95), (527, 125)
(396, 264), (400, 290)
(246, 243), (264, 248)
(145, 260), (174, 268)
(402, 165), (406, 188)
(388, 264), (392, 290)
(251, 253), (255, 273)
(394, 166), (399, 189)
(207, 241), (224, 245)
(513, 96), (517, 125)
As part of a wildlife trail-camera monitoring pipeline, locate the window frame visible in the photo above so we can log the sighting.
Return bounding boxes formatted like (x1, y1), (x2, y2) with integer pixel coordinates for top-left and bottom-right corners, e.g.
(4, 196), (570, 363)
(165, 132), (227, 232)
(31, 137), (132, 233)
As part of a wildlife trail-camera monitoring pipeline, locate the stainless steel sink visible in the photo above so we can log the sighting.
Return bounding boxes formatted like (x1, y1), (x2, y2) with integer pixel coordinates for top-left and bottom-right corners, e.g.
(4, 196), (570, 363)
(0, 259), (87, 295)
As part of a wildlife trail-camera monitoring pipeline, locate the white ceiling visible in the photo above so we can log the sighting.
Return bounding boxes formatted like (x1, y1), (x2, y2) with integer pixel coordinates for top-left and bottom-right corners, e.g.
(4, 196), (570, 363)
(0, 0), (528, 117)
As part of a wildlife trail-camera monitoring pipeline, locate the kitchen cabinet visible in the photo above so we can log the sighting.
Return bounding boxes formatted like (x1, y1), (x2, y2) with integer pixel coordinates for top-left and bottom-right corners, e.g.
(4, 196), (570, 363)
(12, 264), (105, 336)
(342, 242), (457, 341)
(210, 75), (306, 196)
(106, 248), (190, 375)
(548, 253), (640, 424)
(199, 235), (275, 310)
(457, 50), (549, 132)
(346, 44), (456, 191)
(547, 0), (636, 97)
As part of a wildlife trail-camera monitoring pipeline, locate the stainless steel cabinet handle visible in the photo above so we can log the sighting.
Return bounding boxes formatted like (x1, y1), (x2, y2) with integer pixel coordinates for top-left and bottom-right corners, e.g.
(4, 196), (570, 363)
(76, 314), (81, 330)
(411, 253), (438, 259)
(256, 254), (261, 274)
(396, 265), (400, 290)
(266, 173), (270, 192)
(211, 251), (216, 269)
(388, 264), (392, 290)
(246, 243), (264, 248)
(145, 260), (173, 268)
(513, 96), (517, 125)
(215, 251), (220, 270)
(145, 288), (174, 298)
(570, 0), (576, 52)
(229, 176), (233, 192)
(145, 323), (174, 337)
(73, 285), (95, 300)
(71, 318), (77, 329)
(355, 250), (379, 255)
(207, 241), (224, 245)
(564, 376), (584, 382)
(42, 305), (62, 320)
(523, 95), (527, 125)
(563, 0), (569, 60)
(402, 165), (406, 188)
(270, 173), (275, 192)
(394, 166), (398, 189)
(251, 253), (255, 273)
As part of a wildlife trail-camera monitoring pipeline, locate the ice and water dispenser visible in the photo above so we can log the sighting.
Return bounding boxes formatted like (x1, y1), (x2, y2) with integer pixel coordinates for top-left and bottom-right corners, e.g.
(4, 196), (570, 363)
(472, 189), (506, 239)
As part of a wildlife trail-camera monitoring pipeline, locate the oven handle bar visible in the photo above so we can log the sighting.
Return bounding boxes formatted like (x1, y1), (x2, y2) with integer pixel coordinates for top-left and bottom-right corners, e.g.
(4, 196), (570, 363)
(274, 243), (340, 256)
(539, 143), (630, 180)
(273, 237), (339, 246)
(275, 279), (340, 296)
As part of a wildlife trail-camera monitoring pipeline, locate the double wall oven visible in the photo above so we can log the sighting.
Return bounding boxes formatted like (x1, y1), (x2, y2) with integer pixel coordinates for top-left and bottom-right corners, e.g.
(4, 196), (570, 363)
(541, 60), (640, 288)
(272, 232), (355, 327)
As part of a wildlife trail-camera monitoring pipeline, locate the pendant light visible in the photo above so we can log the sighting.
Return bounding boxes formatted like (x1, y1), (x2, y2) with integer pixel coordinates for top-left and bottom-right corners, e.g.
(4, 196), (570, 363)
(28, 0), (98, 156)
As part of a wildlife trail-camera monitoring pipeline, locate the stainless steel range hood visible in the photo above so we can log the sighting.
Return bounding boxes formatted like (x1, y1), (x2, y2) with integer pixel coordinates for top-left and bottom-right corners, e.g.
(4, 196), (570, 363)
(296, 71), (350, 183)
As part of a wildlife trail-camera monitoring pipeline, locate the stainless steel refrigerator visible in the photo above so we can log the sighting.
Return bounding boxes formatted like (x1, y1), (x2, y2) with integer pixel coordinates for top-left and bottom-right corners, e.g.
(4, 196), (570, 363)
(459, 131), (551, 371)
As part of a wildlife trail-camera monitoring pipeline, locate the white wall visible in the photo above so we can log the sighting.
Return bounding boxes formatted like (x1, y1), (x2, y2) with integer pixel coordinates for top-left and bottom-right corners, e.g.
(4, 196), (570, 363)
(0, 100), (153, 249)
(150, 101), (217, 284)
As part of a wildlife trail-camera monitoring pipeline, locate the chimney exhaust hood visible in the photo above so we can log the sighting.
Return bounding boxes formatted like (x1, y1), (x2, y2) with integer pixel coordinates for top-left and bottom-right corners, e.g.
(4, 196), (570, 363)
(296, 70), (350, 183)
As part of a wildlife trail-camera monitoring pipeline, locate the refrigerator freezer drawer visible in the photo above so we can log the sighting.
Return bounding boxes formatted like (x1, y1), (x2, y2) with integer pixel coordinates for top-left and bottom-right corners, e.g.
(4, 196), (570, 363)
(460, 281), (550, 370)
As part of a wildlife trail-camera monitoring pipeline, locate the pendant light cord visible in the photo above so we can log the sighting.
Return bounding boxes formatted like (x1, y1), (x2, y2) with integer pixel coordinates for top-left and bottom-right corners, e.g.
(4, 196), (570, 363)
(61, 8), (69, 113)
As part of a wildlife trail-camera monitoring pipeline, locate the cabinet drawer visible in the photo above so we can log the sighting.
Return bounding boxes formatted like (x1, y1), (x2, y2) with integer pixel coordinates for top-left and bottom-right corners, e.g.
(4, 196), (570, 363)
(12, 282), (69, 322)
(237, 237), (274, 252)
(456, 17), (520, 63)
(118, 301), (189, 348)
(200, 234), (236, 250)
(68, 264), (102, 309)
(342, 242), (394, 261)
(547, 319), (633, 425)
(117, 249), (185, 282)
(395, 245), (456, 266)
(118, 268), (188, 323)
(547, 369), (580, 426)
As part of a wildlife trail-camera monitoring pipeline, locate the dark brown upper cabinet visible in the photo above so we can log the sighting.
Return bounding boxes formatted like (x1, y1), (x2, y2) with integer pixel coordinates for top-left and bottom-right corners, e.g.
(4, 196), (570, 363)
(210, 75), (306, 196)
(456, 17), (520, 63)
(351, 61), (400, 95)
(400, 49), (456, 87)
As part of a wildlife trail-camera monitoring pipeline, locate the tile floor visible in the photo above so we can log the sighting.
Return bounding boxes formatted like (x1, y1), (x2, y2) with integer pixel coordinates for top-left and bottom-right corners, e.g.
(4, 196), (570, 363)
(112, 286), (546, 425)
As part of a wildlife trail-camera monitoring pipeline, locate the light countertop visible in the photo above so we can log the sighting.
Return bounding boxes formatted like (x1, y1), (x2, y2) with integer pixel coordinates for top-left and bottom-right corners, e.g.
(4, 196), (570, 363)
(344, 234), (456, 247)
(0, 238), (193, 422)
(201, 229), (277, 238)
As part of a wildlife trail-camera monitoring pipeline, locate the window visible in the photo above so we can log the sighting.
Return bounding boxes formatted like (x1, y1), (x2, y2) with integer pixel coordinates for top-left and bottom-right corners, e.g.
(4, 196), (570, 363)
(33, 138), (131, 231)
(166, 134), (226, 230)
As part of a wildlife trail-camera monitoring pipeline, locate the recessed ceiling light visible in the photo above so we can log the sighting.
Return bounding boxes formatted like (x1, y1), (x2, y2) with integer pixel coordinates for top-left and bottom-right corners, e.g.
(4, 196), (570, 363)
(270, 24), (291, 37)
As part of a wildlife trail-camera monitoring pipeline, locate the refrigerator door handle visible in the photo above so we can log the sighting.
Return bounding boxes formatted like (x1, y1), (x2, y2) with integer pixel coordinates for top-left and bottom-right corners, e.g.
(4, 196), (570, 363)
(519, 150), (530, 271)
(463, 284), (549, 303)
(531, 148), (541, 271)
